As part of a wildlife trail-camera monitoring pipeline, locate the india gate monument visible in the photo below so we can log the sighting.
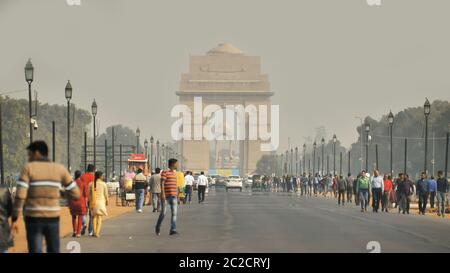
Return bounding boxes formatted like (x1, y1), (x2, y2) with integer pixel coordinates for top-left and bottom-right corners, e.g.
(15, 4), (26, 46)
(176, 43), (274, 176)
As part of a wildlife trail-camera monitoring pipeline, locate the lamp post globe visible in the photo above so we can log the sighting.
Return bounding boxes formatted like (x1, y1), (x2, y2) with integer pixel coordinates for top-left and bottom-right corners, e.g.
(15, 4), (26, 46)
(65, 80), (73, 100)
(91, 100), (98, 116)
(25, 59), (34, 83)
(136, 127), (141, 154)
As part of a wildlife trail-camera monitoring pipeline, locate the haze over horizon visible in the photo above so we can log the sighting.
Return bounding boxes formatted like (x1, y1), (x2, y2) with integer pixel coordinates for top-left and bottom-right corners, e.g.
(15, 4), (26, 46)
(1, 0), (449, 149)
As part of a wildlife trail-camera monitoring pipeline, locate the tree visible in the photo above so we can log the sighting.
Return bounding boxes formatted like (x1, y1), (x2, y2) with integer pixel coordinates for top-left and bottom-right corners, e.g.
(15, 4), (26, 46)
(256, 154), (277, 176)
(0, 96), (91, 175)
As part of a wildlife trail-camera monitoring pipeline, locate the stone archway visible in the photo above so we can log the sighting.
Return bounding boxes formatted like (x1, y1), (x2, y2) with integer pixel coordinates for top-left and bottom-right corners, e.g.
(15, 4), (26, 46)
(175, 43), (274, 176)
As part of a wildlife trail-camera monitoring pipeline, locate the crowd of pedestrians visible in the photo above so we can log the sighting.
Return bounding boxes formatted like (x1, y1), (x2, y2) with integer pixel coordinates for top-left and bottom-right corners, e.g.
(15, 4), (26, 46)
(257, 169), (449, 216)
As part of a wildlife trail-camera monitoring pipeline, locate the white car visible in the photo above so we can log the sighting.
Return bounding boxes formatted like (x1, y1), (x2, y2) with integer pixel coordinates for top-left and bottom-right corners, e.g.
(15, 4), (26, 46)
(225, 175), (243, 192)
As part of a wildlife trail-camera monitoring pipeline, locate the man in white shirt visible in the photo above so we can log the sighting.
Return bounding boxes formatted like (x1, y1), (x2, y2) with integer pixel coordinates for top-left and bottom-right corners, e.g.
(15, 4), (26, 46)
(197, 172), (208, 203)
(184, 171), (194, 204)
(370, 170), (384, 213)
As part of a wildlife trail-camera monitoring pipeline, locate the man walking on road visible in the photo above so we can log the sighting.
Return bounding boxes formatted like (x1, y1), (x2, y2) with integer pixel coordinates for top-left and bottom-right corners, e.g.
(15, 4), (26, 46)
(398, 173), (414, 214)
(371, 170), (384, 213)
(149, 168), (161, 213)
(337, 175), (347, 205)
(184, 171), (194, 204)
(156, 158), (179, 236)
(301, 173), (308, 196)
(428, 176), (437, 209)
(436, 170), (448, 218)
(197, 171), (208, 203)
(356, 171), (370, 213)
(133, 168), (148, 213)
(11, 141), (80, 253)
(416, 172), (429, 215)
(346, 173), (354, 203)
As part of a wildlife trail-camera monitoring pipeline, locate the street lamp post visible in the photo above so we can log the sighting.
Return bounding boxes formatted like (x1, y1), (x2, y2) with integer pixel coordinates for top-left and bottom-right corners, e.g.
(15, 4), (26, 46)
(365, 123), (370, 171)
(24, 59), (34, 144)
(150, 136), (154, 170)
(285, 150), (288, 175)
(65, 80), (72, 172)
(156, 140), (160, 168)
(290, 148), (294, 175)
(136, 127), (140, 154)
(0, 102), (4, 184)
(144, 138), (148, 171)
(355, 117), (364, 171)
(321, 138), (325, 175)
(424, 98), (431, 174)
(313, 141), (317, 175)
(303, 144), (306, 174)
(388, 111), (394, 176)
(295, 147), (298, 176)
(333, 134), (337, 175)
(91, 100), (98, 167)
(162, 144), (166, 169)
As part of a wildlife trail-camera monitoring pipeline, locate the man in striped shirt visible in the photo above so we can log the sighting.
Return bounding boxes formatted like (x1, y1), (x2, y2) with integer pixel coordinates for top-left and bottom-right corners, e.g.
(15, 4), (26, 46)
(11, 141), (80, 253)
(155, 158), (179, 236)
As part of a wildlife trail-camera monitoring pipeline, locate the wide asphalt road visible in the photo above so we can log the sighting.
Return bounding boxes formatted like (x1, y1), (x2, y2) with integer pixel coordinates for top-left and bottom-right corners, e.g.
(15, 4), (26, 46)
(62, 188), (450, 253)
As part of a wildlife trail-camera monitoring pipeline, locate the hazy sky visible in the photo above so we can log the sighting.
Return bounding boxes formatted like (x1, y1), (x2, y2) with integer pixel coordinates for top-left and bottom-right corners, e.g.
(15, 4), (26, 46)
(1, 0), (449, 149)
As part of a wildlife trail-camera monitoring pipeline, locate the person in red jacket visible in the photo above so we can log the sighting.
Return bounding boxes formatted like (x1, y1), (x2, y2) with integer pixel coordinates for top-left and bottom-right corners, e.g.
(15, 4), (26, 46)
(382, 174), (394, 213)
(69, 170), (87, 237)
(80, 164), (95, 236)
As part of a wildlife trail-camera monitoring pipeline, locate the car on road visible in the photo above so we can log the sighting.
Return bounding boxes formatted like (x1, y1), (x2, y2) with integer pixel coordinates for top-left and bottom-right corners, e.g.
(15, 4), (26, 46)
(225, 175), (243, 192)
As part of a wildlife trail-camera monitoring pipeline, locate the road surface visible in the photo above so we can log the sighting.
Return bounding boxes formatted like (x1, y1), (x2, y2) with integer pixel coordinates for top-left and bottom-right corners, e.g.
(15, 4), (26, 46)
(62, 188), (450, 253)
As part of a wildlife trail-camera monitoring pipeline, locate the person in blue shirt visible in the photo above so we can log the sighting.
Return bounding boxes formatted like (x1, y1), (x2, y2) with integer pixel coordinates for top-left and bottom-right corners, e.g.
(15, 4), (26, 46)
(416, 172), (429, 215)
(428, 176), (437, 209)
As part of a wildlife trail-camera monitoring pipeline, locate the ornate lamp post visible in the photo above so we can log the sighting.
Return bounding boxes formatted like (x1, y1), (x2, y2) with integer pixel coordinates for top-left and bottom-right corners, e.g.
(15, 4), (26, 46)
(150, 136), (154, 170)
(91, 100), (98, 167)
(321, 138), (325, 175)
(388, 111), (394, 176)
(156, 140), (160, 167)
(144, 138), (148, 171)
(365, 123), (370, 171)
(424, 98), (431, 173)
(333, 134), (337, 175)
(295, 146), (298, 176)
(65, 81), (72, 171)
(290, 148), (294, 175)
(24, 59), (34, 144)
(302, 144), (306, 174)
(313, 141), (317, 175)
(162, 144), (166, 169)
(136, 127), (141, 154)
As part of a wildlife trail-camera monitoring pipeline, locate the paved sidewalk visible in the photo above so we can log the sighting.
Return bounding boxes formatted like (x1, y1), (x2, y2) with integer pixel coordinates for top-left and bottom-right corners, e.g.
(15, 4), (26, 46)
(10, 199), (133, 253)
